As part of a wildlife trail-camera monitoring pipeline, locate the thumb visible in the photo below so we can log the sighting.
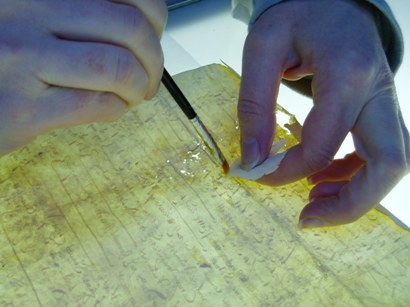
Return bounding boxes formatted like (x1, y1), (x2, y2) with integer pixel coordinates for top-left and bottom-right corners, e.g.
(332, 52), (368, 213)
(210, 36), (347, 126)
(238, 32), (288, 170)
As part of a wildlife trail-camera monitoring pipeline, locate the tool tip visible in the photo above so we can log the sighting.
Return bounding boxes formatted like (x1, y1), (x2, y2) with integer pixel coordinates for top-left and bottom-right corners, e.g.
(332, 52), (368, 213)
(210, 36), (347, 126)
(222, 159), (230, 174)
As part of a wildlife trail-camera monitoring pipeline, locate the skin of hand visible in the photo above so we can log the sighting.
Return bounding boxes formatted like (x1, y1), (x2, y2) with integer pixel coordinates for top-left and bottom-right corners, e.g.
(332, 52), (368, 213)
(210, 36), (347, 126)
(238, 0), (410, 228)
(0, 0), (167, 155)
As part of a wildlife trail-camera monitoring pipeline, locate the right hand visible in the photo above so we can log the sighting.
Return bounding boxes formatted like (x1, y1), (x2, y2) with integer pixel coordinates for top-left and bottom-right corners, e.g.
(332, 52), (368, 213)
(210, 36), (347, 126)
(0, 0), (167, 155)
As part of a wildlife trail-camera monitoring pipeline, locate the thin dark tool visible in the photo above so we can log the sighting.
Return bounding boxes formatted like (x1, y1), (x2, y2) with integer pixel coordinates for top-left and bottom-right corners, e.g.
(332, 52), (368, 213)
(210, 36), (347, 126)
(161, 68), (228, 173)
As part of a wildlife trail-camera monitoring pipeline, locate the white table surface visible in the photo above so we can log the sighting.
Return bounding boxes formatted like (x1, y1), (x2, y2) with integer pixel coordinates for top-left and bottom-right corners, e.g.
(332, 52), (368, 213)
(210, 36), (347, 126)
(163, 0), (410, 228)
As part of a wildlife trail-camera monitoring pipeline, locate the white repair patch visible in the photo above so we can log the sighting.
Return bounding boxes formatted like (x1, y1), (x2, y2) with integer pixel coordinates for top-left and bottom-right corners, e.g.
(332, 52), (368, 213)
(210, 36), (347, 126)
(228, 139), (288, 180)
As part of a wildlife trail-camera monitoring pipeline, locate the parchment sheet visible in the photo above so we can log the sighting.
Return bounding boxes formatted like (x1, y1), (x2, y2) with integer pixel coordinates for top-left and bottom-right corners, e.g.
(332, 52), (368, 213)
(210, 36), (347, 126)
(0, 64), (409, 306)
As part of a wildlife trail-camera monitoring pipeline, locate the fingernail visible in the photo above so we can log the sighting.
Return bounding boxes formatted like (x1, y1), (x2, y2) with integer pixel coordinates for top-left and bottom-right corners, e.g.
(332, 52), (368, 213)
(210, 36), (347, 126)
(307, 177), (315, 185)
(309, 196), (316, 203)
(240, 137), (260, 171)
(308, 175), (321, 185)
(298, 218), (324, 229)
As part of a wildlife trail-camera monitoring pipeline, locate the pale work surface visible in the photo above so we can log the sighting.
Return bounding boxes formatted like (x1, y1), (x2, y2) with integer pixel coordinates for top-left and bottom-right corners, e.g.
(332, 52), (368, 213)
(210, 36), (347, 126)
(0, 65), (409, 306)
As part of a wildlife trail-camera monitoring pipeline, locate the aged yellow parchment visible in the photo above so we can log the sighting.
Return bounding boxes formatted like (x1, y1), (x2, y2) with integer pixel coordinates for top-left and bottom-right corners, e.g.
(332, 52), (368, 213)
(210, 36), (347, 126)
(0, 64), (409, 306)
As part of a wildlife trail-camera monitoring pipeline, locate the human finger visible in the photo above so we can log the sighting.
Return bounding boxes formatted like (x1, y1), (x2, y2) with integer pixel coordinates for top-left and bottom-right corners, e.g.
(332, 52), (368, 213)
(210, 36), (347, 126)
(37, 41), (149, 107)
(238, 22), (292, 170)
(0, 87), (127, 156)
(308, 152), (364, 184)
(299, 88), (408, 228)
(37, 88), (128, 133)
(50, 0), (164, 99)
(309, 181), (347, 203)
(111, 0), (168, 37)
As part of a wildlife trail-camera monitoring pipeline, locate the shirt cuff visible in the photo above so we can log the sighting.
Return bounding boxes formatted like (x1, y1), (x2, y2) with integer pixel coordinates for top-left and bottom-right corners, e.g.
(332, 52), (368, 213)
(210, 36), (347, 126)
(364, 0), (403, 73)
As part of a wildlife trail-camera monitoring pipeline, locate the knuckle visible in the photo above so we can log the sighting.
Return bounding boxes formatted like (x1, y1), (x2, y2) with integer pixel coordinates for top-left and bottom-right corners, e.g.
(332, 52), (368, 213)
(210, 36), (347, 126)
(128, 9), (149, 35)
(122, 10), (163, 56)
(3, 98), (28, 126)
(378, 150), (408, 182)
(237, 98), (270, 123)
(334, 51), (378, 94)
(113, 50), (140, 87)
(303, 146), (334, 173)
(0, 40), (23, 63)
(245, 29), (268, 56)
(133, 0), (168, 35)
(344, 50), (376, 76)
(0, 96), (38, 142)
(117, 6), (154, 51)
(149, 46), (164, 81)
(96, 93), (127, 122)
(112, 50), (148, 105)
(330, 201), (361, 225)
(145, 52), (164, 99)
(126, 4), (167, 41)
(343, 206), (362, 224)
(152, 0), (168, 31)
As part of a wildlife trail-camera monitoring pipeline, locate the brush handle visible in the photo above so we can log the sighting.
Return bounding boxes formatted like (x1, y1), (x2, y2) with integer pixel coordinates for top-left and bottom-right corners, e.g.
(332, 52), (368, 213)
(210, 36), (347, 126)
(161, 68), (197, 120)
